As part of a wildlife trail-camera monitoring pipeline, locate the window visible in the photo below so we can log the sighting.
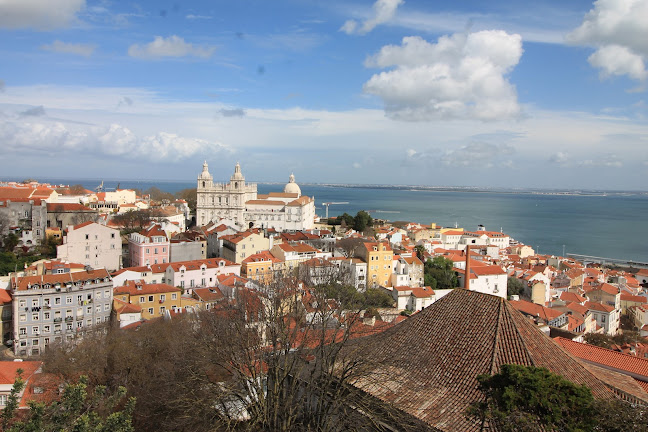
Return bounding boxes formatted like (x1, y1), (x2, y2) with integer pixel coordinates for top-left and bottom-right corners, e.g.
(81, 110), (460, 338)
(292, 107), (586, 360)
(44, 312), (50, 320)
(171, 293), (177, 300)
(85, 234), (89, 240)
(32, 299), (38, 307)
(66, 297), (72, 304)
(146, 248), (150, 254)
(97, 292), (102, 299)
(148, 308), (154, 314)
(154, 248), (158, 254)
(32, 313), (38, 321)
(44, 325), (50, 333)
(111, 233), (115, 239)
(104, 304), (109, 311)
(159, 307), (166, 314)
(19, 300), (26, 308)
(19, 328), (26, 335)
(20, 314), (26, 322)
(148, 295), (154, 302)
(77, 321), (83, 328)
(140, 296), (145, 303)
(160, 295), (166, 302)
(0, 394), (9, 406)
(32, 326), (39, 334)
(55, 297), (61, 305)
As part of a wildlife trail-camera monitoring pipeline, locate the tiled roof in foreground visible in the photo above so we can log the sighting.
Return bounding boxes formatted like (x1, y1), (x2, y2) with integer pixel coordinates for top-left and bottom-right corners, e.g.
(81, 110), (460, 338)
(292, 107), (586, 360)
(349, 289), (616, 432)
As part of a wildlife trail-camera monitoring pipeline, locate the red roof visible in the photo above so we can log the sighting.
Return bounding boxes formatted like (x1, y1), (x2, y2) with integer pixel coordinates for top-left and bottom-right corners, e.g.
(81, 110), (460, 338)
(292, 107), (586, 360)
(554, 337), (648, 380)
(0, 290), (12, 305)
(113, 299), (142, 314)
(13, 269), (111, 291)
(114, 281), (180, 296)
(510, 299), (564, 321)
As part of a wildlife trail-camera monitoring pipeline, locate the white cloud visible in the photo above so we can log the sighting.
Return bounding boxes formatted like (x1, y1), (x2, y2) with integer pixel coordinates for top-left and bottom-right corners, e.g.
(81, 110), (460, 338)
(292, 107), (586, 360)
(568, 0), (648, 82)
(549, 151), (570, 165)
(588, 44), (647, 81)
(578, 153), (623, 168)
(185, 14), (212, 20)
(41, 40), (96, 57)
(0, 0), (84, 30)
(440, 142), (515, 167)
(341, 0), (403, 35)
(363, 31), (523, 121)
(0, 119), (230, 161)
(128, 36), (216, 59)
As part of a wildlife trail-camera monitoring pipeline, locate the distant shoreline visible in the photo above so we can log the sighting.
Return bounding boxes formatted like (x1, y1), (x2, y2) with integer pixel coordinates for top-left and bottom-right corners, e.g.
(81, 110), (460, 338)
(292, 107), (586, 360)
(2, 177), (646, 197)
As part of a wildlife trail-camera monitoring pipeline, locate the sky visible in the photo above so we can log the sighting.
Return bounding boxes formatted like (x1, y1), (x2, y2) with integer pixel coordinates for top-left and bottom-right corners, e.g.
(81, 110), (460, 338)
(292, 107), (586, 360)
(0, 0), (647, 190)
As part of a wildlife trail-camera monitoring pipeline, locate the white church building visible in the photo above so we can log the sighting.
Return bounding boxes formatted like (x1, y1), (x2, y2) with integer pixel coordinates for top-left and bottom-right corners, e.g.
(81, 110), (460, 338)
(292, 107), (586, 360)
(197, 162), (315, 232)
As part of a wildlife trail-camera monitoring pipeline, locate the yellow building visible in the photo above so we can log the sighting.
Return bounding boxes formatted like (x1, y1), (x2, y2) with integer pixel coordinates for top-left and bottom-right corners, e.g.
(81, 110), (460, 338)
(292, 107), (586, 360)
(241, 251), (283, 284)
(220, 229), (271, 263)
(113, 281), (184, 320)
(357, 241), (393, 288)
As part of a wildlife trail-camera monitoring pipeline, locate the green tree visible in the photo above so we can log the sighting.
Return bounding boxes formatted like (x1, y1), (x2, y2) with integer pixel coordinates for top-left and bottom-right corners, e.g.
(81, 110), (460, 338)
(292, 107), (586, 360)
(175, 188), (197, 213)
(424, 256), (458, 290)
(507, 277), (525, 298)
(352, 211), (373, 232)
(1, 369), (25, 430)
(468, 364), (596, 432)
(9, 376), (135, 432)
(2, 234), (19, 253)
(339, 213), (354, 228)
(414, 245), (426, 262)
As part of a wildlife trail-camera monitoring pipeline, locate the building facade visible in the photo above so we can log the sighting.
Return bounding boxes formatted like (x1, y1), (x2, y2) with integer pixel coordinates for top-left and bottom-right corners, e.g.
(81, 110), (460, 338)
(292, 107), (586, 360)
(56, 222), (122, 271)
(10, 269), (113, 356)
(128, 223), (170, 266)
(196, 162), (315, 231)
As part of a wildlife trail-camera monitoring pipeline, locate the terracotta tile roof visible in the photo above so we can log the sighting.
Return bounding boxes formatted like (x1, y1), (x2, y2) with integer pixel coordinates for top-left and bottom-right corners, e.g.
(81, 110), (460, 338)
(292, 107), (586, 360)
(594, 283), (619, 295)
(350, 290), (614, 431)
(287, 196), (312, 206)
(621, 293), (647, 303)
(565, 302), (589, 315)
(13, 269), (111, 291)
(510, 299), (564, 322)
(46, 203), (93, 212)
(113, 281), (181, 296)
(166, 258), (236, 272)
(242, 251), (281, 264)
(410, 286), (434, 298)
(245, 199), (285, 206)
(554, 337), (648, 381)
(193, 287), (224, 302)
(560, 291), (586, 303)
(582, 363), (648, 403)
(0, 361), (42, 385)
(585, 301), (615, 313)
(0, 290), (12, 304)
(113, 299), (142, 314)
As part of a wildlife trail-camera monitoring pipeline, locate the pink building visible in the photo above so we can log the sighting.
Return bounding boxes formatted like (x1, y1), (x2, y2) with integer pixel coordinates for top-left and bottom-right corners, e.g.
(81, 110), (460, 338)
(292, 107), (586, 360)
(128, 223), (170, 267)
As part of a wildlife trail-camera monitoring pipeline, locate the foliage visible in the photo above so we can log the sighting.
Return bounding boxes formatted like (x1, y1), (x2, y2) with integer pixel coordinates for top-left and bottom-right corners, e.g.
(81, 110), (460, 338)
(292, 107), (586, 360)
(142, 187), (174, 203)
(335, 237), (365, 258)
(318, 284), (394, 309)
(41, 273), (415, 432)
(6, 376), (135, 432)
(507, 277), (525, 298)
(1, 234), (19, 253)
(68, 184), (88, 194)
(1, 369), (25, 431)
(584, 331), (648, 349)
(39, 236), (61, 258)
(468, 364), (595, 432)
(414, 245), (426, 262)
(110, 209), (162, 232)
(591, 399), (648, 432)
(353, 210), (373, 232)
(174, 188), (197, 213)
(423, 256), (458, 290)
(0, 252), (45, 277)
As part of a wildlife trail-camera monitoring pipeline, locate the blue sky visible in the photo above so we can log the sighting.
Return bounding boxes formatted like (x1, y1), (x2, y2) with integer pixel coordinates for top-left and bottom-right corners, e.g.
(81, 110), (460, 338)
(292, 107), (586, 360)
(1, 0), (647, 190)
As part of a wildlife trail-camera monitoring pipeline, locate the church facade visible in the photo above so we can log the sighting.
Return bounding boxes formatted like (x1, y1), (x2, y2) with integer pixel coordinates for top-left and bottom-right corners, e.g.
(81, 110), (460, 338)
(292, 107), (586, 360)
(197, 162), (315, 232)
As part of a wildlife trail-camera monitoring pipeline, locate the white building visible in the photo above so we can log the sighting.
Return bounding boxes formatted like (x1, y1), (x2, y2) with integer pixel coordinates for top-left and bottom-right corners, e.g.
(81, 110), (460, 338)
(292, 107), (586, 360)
(457, 262), (508, 299)
(196, 162), (315, 231)
(57, 222), (121, 271)
(162, 258), (241, 293)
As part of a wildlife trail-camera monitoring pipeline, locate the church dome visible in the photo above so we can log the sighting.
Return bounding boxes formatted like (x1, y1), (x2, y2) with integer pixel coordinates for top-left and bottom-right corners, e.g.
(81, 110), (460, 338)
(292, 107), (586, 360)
(283, 173), (301, 196)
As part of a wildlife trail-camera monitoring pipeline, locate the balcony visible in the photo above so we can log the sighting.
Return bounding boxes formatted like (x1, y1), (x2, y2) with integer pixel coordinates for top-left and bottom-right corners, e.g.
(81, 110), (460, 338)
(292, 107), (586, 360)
(64, 316), (73, 322)
(53, 317), (62, 323)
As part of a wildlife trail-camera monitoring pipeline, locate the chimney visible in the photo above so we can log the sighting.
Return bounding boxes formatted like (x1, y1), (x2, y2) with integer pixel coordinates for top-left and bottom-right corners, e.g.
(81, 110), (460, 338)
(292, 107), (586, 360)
(464, 245), (471, 290)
